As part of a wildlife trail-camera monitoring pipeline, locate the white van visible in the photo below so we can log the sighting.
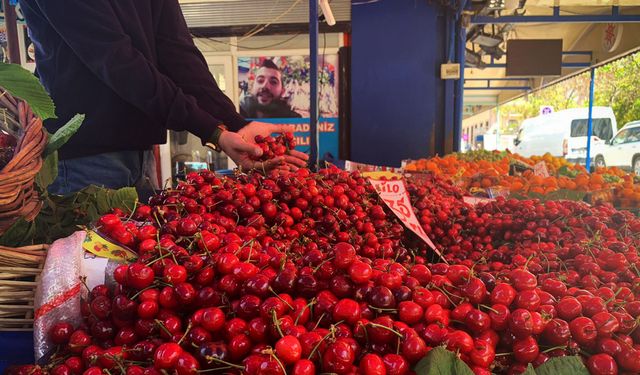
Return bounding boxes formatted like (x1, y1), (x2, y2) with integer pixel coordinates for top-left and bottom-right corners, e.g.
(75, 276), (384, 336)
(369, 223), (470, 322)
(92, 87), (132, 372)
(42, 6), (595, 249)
(513, 107), (617, 164)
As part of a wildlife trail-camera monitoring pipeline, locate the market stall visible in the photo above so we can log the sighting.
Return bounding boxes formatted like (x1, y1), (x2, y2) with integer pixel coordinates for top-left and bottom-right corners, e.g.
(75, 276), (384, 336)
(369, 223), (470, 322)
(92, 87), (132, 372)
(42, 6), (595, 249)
(0, 0), (639, 374)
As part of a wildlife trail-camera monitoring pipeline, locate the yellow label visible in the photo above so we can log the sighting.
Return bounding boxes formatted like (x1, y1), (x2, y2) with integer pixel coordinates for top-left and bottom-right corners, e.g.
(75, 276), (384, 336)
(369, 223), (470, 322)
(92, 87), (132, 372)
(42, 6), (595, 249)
(83, 229), (137, 261)
(362, 171), (402, 179)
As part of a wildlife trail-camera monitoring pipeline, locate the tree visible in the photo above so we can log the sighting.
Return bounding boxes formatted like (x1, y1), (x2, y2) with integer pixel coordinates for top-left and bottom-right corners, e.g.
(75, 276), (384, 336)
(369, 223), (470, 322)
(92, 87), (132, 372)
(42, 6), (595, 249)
(494, 51), (640, 134)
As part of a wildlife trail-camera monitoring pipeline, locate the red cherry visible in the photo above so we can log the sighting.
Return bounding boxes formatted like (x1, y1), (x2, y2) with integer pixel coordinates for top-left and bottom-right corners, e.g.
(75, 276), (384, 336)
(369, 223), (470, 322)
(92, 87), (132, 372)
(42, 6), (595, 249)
(153, 343), (184, 369)
(359, 353), (387, 375)
(569, 317), (598, 346)
(49, 322), (74, 345)
(382, 353), (410, 375)
(587, 353), (618, 375)
(275, 335), (302, 364)
(333, 298), (361, 325)
(513, 336), (539, 364)
(291, 359), (316, 375)
(163, 264), (187, 285)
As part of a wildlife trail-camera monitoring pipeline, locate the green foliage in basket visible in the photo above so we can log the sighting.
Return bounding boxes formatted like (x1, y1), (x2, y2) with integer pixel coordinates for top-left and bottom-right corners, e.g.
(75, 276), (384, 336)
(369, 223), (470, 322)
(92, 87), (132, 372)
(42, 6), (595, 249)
(0, 63), (138, 246)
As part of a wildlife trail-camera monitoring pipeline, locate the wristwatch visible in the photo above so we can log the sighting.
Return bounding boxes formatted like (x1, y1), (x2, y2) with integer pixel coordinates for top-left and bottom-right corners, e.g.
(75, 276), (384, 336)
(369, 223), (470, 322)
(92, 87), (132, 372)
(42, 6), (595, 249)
(205, 124), (227, 152)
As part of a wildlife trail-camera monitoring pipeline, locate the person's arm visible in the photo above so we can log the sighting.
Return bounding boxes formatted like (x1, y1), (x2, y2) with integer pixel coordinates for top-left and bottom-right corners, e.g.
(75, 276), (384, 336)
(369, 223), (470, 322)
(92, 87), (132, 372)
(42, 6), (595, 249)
(155, 0), (247, 132)
(31, 0), (218, 140)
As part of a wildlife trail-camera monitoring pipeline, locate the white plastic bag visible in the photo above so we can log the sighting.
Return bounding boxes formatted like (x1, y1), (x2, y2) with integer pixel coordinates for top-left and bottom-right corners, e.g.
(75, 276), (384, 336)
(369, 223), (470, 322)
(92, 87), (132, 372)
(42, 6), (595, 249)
(33, 231), (86, 362)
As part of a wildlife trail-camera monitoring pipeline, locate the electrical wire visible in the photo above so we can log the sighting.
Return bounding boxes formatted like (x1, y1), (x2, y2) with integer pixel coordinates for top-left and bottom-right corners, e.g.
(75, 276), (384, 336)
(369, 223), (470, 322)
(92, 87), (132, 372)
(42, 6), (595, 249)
(240, 0), (281, 40)
(238, 0), (304, 42)
(194, 33), (303, 50)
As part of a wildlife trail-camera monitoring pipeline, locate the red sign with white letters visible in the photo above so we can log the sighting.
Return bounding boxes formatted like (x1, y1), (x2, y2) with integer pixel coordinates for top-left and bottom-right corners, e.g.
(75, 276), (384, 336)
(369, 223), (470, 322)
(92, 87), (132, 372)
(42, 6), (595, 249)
(368, 178), (442, 260)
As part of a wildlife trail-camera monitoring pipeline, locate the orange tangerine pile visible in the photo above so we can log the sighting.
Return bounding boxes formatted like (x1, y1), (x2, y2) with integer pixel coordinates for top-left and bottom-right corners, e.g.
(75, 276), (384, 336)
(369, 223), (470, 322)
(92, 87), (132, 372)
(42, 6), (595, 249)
(404, 151), (640, 209)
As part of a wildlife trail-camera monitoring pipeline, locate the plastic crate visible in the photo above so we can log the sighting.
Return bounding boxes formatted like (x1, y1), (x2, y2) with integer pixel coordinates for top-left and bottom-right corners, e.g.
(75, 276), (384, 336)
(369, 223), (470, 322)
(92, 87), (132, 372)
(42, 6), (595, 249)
(0, 331), (34, 373)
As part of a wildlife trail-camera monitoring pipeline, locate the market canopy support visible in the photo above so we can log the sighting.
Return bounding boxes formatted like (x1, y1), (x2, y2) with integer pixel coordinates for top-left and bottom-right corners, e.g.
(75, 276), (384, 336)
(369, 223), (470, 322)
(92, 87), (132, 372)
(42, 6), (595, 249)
(471, 6), (640, 24)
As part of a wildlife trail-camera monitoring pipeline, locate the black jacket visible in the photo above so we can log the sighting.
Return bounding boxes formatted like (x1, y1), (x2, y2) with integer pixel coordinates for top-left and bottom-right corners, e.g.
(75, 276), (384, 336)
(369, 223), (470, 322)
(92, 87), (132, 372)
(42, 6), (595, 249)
(21, 0), (247, 159)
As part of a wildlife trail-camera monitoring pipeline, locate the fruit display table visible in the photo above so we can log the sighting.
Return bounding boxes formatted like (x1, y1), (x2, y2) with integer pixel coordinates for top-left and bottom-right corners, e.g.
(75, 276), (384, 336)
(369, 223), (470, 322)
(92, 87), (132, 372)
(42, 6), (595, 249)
(5, 163), (638, 375)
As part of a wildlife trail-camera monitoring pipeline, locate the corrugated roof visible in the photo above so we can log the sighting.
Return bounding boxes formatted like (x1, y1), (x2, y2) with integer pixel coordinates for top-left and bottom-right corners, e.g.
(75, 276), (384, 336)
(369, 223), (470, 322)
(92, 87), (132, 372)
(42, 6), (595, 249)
(179, 0), (351, 28)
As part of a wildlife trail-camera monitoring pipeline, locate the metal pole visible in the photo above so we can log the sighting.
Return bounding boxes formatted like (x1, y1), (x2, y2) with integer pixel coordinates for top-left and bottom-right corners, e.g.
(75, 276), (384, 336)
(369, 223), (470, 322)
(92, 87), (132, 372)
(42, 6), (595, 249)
(309, 0), (319, 169)
(454, 23), (466, 153)
(585, 67), (596, 172)
(2, 0), (21, 64)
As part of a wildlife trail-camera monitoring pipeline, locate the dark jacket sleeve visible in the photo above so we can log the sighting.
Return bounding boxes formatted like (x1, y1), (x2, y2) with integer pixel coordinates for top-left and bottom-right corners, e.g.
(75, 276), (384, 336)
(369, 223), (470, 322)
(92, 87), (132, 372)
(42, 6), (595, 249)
(155, 0), (248, 133)
(31, 0), (221, 141)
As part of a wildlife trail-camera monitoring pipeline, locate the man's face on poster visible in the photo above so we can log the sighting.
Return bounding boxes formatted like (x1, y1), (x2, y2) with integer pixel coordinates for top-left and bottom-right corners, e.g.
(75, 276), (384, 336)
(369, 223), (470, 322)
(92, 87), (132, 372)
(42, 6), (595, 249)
(252, 67), (284, 106)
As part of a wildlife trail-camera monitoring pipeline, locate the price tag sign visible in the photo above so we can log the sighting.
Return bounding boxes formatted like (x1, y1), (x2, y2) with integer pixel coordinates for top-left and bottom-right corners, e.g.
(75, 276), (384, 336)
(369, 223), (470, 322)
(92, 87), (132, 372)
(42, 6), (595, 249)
(534, 161), (550, 178)
(463, 196), (495, 206)
(83, 229), (137, 262)
(368, 178), (442, 260)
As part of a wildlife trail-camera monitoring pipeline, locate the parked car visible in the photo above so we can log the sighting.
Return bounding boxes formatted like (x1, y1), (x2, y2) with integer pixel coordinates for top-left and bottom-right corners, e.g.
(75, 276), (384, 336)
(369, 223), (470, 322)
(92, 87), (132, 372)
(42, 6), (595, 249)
(593, 120), (640, 175)
(513, 107), (617, 165)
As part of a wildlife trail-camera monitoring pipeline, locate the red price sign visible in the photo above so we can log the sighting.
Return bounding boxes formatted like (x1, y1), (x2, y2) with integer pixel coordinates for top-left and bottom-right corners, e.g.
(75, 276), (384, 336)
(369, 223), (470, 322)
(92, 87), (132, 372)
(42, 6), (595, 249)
(463, 196), (495, 206)
(534, 161), (550, 178)
(368, 178), (442, 260)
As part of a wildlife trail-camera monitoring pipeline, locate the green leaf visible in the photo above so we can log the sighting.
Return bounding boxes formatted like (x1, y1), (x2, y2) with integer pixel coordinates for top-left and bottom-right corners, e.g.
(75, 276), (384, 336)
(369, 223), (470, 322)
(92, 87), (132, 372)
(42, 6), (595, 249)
(0, 217), (36, 246)
(94, 189), (111, 214)
(414, 347), (474, 375)
(35, 151), (58, 190)
(557, 165), (579, 178)
(107, 187), (138, 212)
(535, 356), (589, 375)
(44, 114), (85, 156)
(521, 364), (537, 375)
(0, 62), (56, 120)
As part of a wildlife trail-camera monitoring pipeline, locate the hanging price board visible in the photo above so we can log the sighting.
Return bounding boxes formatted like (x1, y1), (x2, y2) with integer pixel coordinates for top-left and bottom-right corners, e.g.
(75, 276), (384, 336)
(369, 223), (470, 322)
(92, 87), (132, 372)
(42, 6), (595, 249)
(463, 196), (495, 206)
(534, 161), (550, 178)
(368, 178), (443, 260)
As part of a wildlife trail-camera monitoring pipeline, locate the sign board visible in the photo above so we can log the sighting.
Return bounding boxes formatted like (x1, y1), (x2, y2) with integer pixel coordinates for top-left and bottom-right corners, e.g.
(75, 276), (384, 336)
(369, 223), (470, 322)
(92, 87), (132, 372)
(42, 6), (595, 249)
(345, 160), (403, 174)
(238, 55), (340, 158)
(441, 63), (461, 80)
(534, 161), (550, 177)
(368, 178), (443, 260)
(602, 24), (623, 53)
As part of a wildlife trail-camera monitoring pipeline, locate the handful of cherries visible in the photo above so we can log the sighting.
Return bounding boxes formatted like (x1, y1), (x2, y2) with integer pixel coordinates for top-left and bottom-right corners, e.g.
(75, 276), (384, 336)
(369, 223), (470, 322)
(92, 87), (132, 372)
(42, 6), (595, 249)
(251, 133), (296, 161)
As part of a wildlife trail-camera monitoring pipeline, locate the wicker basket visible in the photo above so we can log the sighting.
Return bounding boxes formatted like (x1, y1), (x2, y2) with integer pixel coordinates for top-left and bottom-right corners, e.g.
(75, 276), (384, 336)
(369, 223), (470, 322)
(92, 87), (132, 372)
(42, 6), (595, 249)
(0, 244), (47, 331)
(0, 91), (48, 235)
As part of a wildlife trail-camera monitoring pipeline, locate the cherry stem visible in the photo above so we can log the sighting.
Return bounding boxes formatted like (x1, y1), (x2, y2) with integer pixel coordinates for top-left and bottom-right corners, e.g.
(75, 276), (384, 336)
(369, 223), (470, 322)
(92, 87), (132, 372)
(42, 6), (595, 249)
(366, 322), (404, 339)
(178, 322), (193, 346)
(268, 287), (294, 310)
(123, 200), (139, 223)
(541, 345), (567, 353)
(368, 305), (398, 313)
(271, 310), (284, 338)
(479, 304), (499, 314)
(145, 251), (173, 267)
(294, 298), (316, 326)
(154, 319), (173, 338)
(269, 353), (287, 375)
(201, 356), (244, 370)
(494, 352), (513, 357)
(130, 285), (156, 300)
(312, 312), (326, 331)
(308, 326), (336, 360)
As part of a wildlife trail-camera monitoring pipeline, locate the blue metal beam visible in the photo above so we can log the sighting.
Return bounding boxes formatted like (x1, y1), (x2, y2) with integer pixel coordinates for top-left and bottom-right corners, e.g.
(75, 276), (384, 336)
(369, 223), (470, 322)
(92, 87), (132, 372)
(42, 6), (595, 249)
(465, 78), (528, 82)
(481, 62), (590, 69)
(562, 51), (592, 57)
(464, 86), (531, 91)
(454, 18), (467, 153)
(586, 68), (596, 172)
(472, 6), (640, 24)
(309, 0), (319, 169)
